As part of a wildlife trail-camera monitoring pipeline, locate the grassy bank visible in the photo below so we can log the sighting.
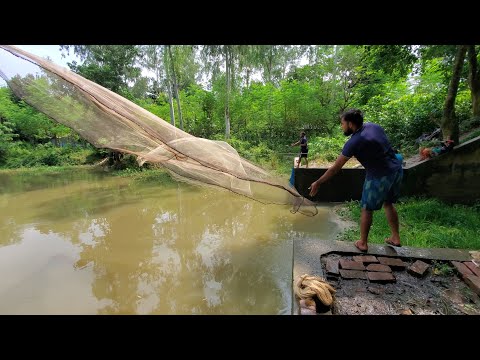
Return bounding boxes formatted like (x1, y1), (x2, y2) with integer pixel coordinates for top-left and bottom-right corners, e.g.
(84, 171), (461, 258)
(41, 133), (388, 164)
(336, 197), (480, 250)
(0, 164), (177, 183)
(0, 165), (95, 175)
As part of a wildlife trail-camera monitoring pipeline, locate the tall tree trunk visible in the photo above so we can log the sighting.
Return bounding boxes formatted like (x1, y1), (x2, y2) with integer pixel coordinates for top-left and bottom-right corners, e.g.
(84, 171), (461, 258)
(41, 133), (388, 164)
(331, 45), (339, 110)
(168, 45), (184, 130)
(225, 47), (231, 138)
(167, 79), (176, 126)
(163, 46), (176, 126)
(441, 45), (467, 144)
(267, 48), (273, 139)
(467, 45), (480, 118)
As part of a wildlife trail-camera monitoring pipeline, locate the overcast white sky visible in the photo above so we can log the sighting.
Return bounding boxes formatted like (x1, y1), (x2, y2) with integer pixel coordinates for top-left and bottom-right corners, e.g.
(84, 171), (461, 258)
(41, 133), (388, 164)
(0, 45), (78, 87)
(14, 45), (79, 67)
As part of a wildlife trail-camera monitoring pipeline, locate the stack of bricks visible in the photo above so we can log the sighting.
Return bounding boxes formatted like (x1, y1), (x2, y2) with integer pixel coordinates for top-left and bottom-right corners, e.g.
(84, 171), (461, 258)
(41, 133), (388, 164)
(326, 255), (405, 283)
(451, 260), (480, 296)
(326, 255), (431, 283)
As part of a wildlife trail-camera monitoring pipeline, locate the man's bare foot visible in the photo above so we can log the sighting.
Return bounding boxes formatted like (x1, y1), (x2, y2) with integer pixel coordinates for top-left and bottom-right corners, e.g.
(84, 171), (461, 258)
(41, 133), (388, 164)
(354, 240), (368, 252)
(384, 237), (401, 247)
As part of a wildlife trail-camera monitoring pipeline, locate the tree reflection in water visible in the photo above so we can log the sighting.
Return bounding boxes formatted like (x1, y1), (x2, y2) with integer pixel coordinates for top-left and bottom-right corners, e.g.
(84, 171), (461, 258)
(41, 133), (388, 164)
(1, 170), (307, 314)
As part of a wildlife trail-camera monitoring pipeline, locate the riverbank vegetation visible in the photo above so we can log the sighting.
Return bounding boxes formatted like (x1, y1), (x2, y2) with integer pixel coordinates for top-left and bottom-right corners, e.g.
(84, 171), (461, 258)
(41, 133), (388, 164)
(1, 45), (479, 175)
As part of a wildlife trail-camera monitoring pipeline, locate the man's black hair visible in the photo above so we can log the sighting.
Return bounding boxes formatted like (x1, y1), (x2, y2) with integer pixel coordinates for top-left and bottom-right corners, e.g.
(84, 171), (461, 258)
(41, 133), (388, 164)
(342, 109), (364, 127)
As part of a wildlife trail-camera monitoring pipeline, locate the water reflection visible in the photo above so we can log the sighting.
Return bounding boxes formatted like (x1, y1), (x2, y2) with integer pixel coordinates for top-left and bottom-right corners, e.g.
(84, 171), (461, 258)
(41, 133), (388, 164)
(0, 169), (334, 314)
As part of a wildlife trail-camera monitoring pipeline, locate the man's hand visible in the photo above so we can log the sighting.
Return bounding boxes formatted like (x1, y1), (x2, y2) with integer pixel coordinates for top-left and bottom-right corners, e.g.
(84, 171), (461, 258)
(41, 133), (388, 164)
(308, 180), (320, 197)
(307, 155), (349, 198)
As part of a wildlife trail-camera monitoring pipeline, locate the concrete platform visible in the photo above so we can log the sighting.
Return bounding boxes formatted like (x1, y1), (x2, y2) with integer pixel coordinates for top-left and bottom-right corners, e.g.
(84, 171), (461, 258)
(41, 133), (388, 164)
(292, 238), (472, 315)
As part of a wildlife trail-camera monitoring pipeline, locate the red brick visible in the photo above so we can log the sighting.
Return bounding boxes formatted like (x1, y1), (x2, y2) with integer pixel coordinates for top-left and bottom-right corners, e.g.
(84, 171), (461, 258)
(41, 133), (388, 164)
(339, 269), (367, 280)
(325, 258), (339, 276)
(377, 257), (406, 270)
(408, 260), (430, 278)
(339, 259), (366, 271)
(463, 275), (480, 296)
(367, 272), (396, 283)
(353, 255), (379, 264)
(366, 264), (392, 272)
(451, 261), (475, 278)
(464, 262), (480, 277)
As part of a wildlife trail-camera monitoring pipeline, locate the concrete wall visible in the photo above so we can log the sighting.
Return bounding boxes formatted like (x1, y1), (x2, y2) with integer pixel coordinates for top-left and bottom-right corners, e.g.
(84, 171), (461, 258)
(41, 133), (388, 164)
(294, 167), (366, 202)
(294, 136), (480, 205)
(402, 136), (480, 204)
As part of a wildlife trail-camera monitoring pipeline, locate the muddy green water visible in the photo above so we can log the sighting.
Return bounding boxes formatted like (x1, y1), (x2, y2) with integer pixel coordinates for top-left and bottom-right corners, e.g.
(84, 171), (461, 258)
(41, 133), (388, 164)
(0, 169), (337, 314)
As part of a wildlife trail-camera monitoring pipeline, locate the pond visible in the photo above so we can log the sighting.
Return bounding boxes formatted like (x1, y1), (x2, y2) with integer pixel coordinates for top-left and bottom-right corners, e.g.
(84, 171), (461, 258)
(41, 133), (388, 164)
(0, 168), (338, 314)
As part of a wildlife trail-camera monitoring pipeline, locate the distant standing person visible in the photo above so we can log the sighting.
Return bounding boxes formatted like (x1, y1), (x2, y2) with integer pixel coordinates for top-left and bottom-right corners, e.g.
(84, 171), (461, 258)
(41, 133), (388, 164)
(308, 109), (403, 252)
(291, 131), (309, 168)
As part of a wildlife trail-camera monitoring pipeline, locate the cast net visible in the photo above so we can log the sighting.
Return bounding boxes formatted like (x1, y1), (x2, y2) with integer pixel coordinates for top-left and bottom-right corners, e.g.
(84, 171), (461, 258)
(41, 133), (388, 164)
(0, 45), (317, 216)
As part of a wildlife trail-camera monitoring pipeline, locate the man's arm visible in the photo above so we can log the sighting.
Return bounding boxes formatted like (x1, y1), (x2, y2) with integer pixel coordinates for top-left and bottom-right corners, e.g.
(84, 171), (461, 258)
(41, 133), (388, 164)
(308, 154), (350, 196)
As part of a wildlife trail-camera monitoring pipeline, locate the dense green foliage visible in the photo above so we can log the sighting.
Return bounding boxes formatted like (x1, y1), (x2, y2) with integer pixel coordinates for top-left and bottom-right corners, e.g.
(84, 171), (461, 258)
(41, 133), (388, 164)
(1, 45), (479, 170)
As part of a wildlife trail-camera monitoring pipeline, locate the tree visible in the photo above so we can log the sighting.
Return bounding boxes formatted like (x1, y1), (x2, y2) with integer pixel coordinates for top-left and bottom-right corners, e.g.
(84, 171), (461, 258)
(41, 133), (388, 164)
(131, 77), (149, 99)
(162, 45), (198, 130)
(467, 45), (480, 118)
(60, 45), (141, 93)
(363, 45), (417, 79)
(138, 45), (165, 99)
(0, 117), (16, 163)
(356, 45), (474, 143)
(167, 45), (184, 130)
(139, 45), (175, 126)
(441, 45), (468, 144)
(201, 45), (239, 138)
(59, 45), (142, 164)
(256, 45), (301, 86)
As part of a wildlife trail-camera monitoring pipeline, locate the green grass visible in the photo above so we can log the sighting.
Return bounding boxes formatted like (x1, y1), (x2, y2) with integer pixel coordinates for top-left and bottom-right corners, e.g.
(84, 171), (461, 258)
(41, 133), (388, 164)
(0, 165), (94, 176)
(337, 197), (480, 250)
(0, 164), (176, 184)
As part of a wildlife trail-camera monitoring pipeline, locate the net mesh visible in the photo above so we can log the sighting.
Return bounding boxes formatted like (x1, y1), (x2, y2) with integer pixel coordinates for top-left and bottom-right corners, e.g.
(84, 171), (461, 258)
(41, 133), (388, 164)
(0, 45), (317, 216)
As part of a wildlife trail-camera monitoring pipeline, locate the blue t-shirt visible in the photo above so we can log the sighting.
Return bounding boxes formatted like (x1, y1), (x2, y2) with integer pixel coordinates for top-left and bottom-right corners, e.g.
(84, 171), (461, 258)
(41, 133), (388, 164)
(342, 122), (401, 179)
(300, 136), (308, 152)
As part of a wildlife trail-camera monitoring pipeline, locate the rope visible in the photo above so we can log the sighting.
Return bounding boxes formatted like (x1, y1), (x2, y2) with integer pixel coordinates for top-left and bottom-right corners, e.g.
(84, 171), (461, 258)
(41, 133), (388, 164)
(294, 274), (336, 307)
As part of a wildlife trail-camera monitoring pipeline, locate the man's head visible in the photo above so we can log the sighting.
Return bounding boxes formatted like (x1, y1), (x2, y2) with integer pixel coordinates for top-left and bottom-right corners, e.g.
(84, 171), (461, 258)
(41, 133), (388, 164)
(341, 109), (364, 136)
(300, 131), (305, 137)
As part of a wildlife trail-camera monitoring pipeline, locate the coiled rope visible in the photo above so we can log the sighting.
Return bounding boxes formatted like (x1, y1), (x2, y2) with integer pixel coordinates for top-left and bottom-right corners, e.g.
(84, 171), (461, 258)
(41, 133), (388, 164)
(294, 274), (336, 307)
